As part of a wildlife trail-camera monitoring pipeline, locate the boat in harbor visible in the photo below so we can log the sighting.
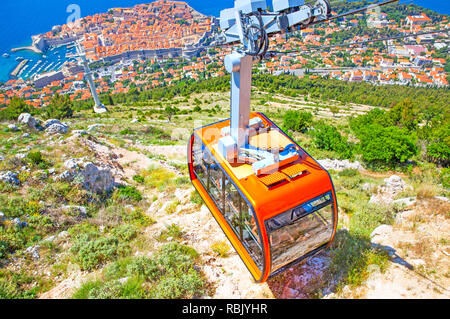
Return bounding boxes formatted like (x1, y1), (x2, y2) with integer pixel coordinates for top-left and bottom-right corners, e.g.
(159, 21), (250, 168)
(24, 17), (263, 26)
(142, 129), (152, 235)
(2, 53), (9, 58)
(16, 57), (24, 62)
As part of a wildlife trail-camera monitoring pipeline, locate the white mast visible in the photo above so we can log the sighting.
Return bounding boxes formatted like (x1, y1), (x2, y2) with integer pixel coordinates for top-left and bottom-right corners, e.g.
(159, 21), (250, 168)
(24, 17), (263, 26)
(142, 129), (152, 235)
(75, 42), (108, 114)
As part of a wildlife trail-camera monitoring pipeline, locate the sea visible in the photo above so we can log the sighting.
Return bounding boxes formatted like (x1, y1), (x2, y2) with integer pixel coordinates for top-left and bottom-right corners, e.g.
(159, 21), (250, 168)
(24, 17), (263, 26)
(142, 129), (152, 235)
(0, 0), (448, 83)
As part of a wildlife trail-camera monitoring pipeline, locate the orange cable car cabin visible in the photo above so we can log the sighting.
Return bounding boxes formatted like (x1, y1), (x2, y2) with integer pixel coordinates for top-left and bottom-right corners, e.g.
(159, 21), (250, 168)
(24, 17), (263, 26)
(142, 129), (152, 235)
(188, 0), (339, 283)
(188, 113), (338, 283)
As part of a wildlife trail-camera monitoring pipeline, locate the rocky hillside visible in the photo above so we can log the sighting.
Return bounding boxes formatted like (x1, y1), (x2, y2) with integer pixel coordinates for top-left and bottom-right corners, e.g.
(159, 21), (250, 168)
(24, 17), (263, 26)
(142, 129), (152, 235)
(0, 90), (448, 299)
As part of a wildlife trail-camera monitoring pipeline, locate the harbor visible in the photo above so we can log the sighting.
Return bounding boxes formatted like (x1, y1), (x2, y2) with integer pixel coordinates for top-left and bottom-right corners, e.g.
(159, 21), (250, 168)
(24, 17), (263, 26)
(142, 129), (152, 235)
(10, 59), (29, 78)
(0, 43), (75, 82)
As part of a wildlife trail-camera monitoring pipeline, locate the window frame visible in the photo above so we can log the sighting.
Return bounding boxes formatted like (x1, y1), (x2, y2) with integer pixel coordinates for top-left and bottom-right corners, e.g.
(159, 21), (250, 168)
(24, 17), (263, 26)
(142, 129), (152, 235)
(192, 135), (265, 272)
(265, 191), (336, 276)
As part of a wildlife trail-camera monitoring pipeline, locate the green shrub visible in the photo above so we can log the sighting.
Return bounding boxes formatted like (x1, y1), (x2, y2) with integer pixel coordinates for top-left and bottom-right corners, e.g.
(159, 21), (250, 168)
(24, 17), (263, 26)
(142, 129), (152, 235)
(0, 97), (34, 121)
(73, 242), (206, 299)
(328, 231), (389, 290)
(133, 175), (145, 184)
(73, 280), (123, 299)
(313, 124), (353, 159)
(151, 268), (204, 299)
(111, 225), (138, 242)
(283, 110), (313, 133)
(0, 278), (17, 299)
(427, 141), (450, 165)
(157, 242), (199, 273)
(44, 93), (74, 120)
(26, 151), (51, 169)
(339, 169), (359, 177)
(441, 168), (450, 188)
(0, 271), (37, 299)
(126, 257), (161, 281)
(358, 125), (418, 168)
(349, 203), (398, 238)
(115, 185), (143, 202)
(190, 191), (203, 206)
(211, 241), (230, 258)
(158, 224), (184, 241)
(71, 235), (129, 270)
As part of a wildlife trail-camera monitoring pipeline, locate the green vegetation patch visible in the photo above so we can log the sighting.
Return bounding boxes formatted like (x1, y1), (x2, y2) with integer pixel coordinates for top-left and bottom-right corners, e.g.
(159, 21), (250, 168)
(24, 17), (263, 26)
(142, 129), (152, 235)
(73, 242), (206, 299)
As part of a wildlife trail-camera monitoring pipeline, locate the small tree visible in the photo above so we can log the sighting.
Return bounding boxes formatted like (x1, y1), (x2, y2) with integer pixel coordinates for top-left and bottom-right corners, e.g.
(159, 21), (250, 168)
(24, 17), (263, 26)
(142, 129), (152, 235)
(45, 93), (74, 119)
(0, 97), (33, 121)
(282, 110), (313, 133)
(164, 106), (177, 122)
(314, 124), (353, 159)
(427, 141), (450, 166)
(358, 125), (418, 168)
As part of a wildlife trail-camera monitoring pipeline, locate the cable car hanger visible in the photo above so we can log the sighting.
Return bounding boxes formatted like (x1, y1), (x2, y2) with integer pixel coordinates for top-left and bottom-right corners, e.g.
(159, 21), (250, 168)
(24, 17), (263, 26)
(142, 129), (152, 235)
(187, 0), (405, 283)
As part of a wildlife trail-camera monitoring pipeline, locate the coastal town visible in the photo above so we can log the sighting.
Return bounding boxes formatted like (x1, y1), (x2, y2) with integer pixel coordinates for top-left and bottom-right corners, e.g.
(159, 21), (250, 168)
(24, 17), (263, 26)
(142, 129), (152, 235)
(0, 0), (448, 108)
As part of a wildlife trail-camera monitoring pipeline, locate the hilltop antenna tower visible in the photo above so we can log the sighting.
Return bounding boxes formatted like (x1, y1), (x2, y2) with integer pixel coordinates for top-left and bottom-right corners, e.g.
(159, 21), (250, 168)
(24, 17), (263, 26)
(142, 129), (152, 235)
(75, 42), (108, 114)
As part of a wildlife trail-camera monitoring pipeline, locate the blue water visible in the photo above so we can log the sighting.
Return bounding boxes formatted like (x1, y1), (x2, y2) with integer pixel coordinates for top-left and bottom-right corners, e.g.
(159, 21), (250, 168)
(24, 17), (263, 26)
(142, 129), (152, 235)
(0, 0), (447, 83)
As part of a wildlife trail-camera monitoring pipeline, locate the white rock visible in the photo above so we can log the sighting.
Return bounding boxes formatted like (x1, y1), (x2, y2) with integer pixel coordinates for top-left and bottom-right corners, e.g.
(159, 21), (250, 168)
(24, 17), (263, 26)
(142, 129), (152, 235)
(18, 113), (37, 129)
(43, 236), (56, 243)
(87, 124), (105, 132)
(0, 171), (20, 185)
(81, 163), (115, 194)
(42, 119), (62, 129)
(24, 245), (40, 260)
(46, 123), (68, 135)
(8, 124), (20, 132)
(57, 231), (69, 239)
(371, 225), (393, 239)
(435, 196), (449, 202)
(64, 158), (84, 170)
(318, 159), (363, 171)
(63, 205), (87, 218)
(409, 259), (426, 268)
(72, 130), (88, 136)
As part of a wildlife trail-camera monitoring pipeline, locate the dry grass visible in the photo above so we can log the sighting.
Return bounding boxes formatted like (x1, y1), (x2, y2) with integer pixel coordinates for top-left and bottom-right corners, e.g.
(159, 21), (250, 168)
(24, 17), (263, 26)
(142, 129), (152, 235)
(416, 184), (439, 200)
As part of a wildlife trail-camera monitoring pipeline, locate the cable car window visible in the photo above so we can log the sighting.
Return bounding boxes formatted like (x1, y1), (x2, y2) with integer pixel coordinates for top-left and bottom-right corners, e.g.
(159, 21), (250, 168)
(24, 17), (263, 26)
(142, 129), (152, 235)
(192, 136), (264, 271)
(224, 181), (242, 237)
(209, 163), (224, 208)
(241, 200), (263, 267)
(266, 192), (334, 273)
(193, 137), (208, 187)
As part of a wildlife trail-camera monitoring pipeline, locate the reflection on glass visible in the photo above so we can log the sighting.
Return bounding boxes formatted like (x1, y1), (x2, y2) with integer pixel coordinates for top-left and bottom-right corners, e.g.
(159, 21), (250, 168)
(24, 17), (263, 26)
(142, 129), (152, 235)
(192, 136), (263, 270)
(267, 193), (334, 273)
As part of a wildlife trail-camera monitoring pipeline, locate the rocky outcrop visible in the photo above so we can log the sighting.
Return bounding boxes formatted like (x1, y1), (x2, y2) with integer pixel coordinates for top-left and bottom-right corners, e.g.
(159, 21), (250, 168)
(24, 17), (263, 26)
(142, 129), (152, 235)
(18, 113), (37, 129)
(0, 171), (20, 186)
(57, 160), (115, 194)
(24, 245), (40, 260)
(318, 159), (363, 171)
(369, 175), (410, 205)
(82, 163), (115, 194)
(45, 121), (69, 135)
(42, 119), (62, 129)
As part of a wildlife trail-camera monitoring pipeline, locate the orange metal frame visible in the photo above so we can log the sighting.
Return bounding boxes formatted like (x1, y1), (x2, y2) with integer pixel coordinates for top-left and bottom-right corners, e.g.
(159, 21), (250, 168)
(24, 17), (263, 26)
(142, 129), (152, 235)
(188, 112), (338, 283)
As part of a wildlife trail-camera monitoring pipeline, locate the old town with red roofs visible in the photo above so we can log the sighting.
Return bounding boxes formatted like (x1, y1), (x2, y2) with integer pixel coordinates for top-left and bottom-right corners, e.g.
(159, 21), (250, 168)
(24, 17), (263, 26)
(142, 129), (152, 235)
(0, 1), (448, 108)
